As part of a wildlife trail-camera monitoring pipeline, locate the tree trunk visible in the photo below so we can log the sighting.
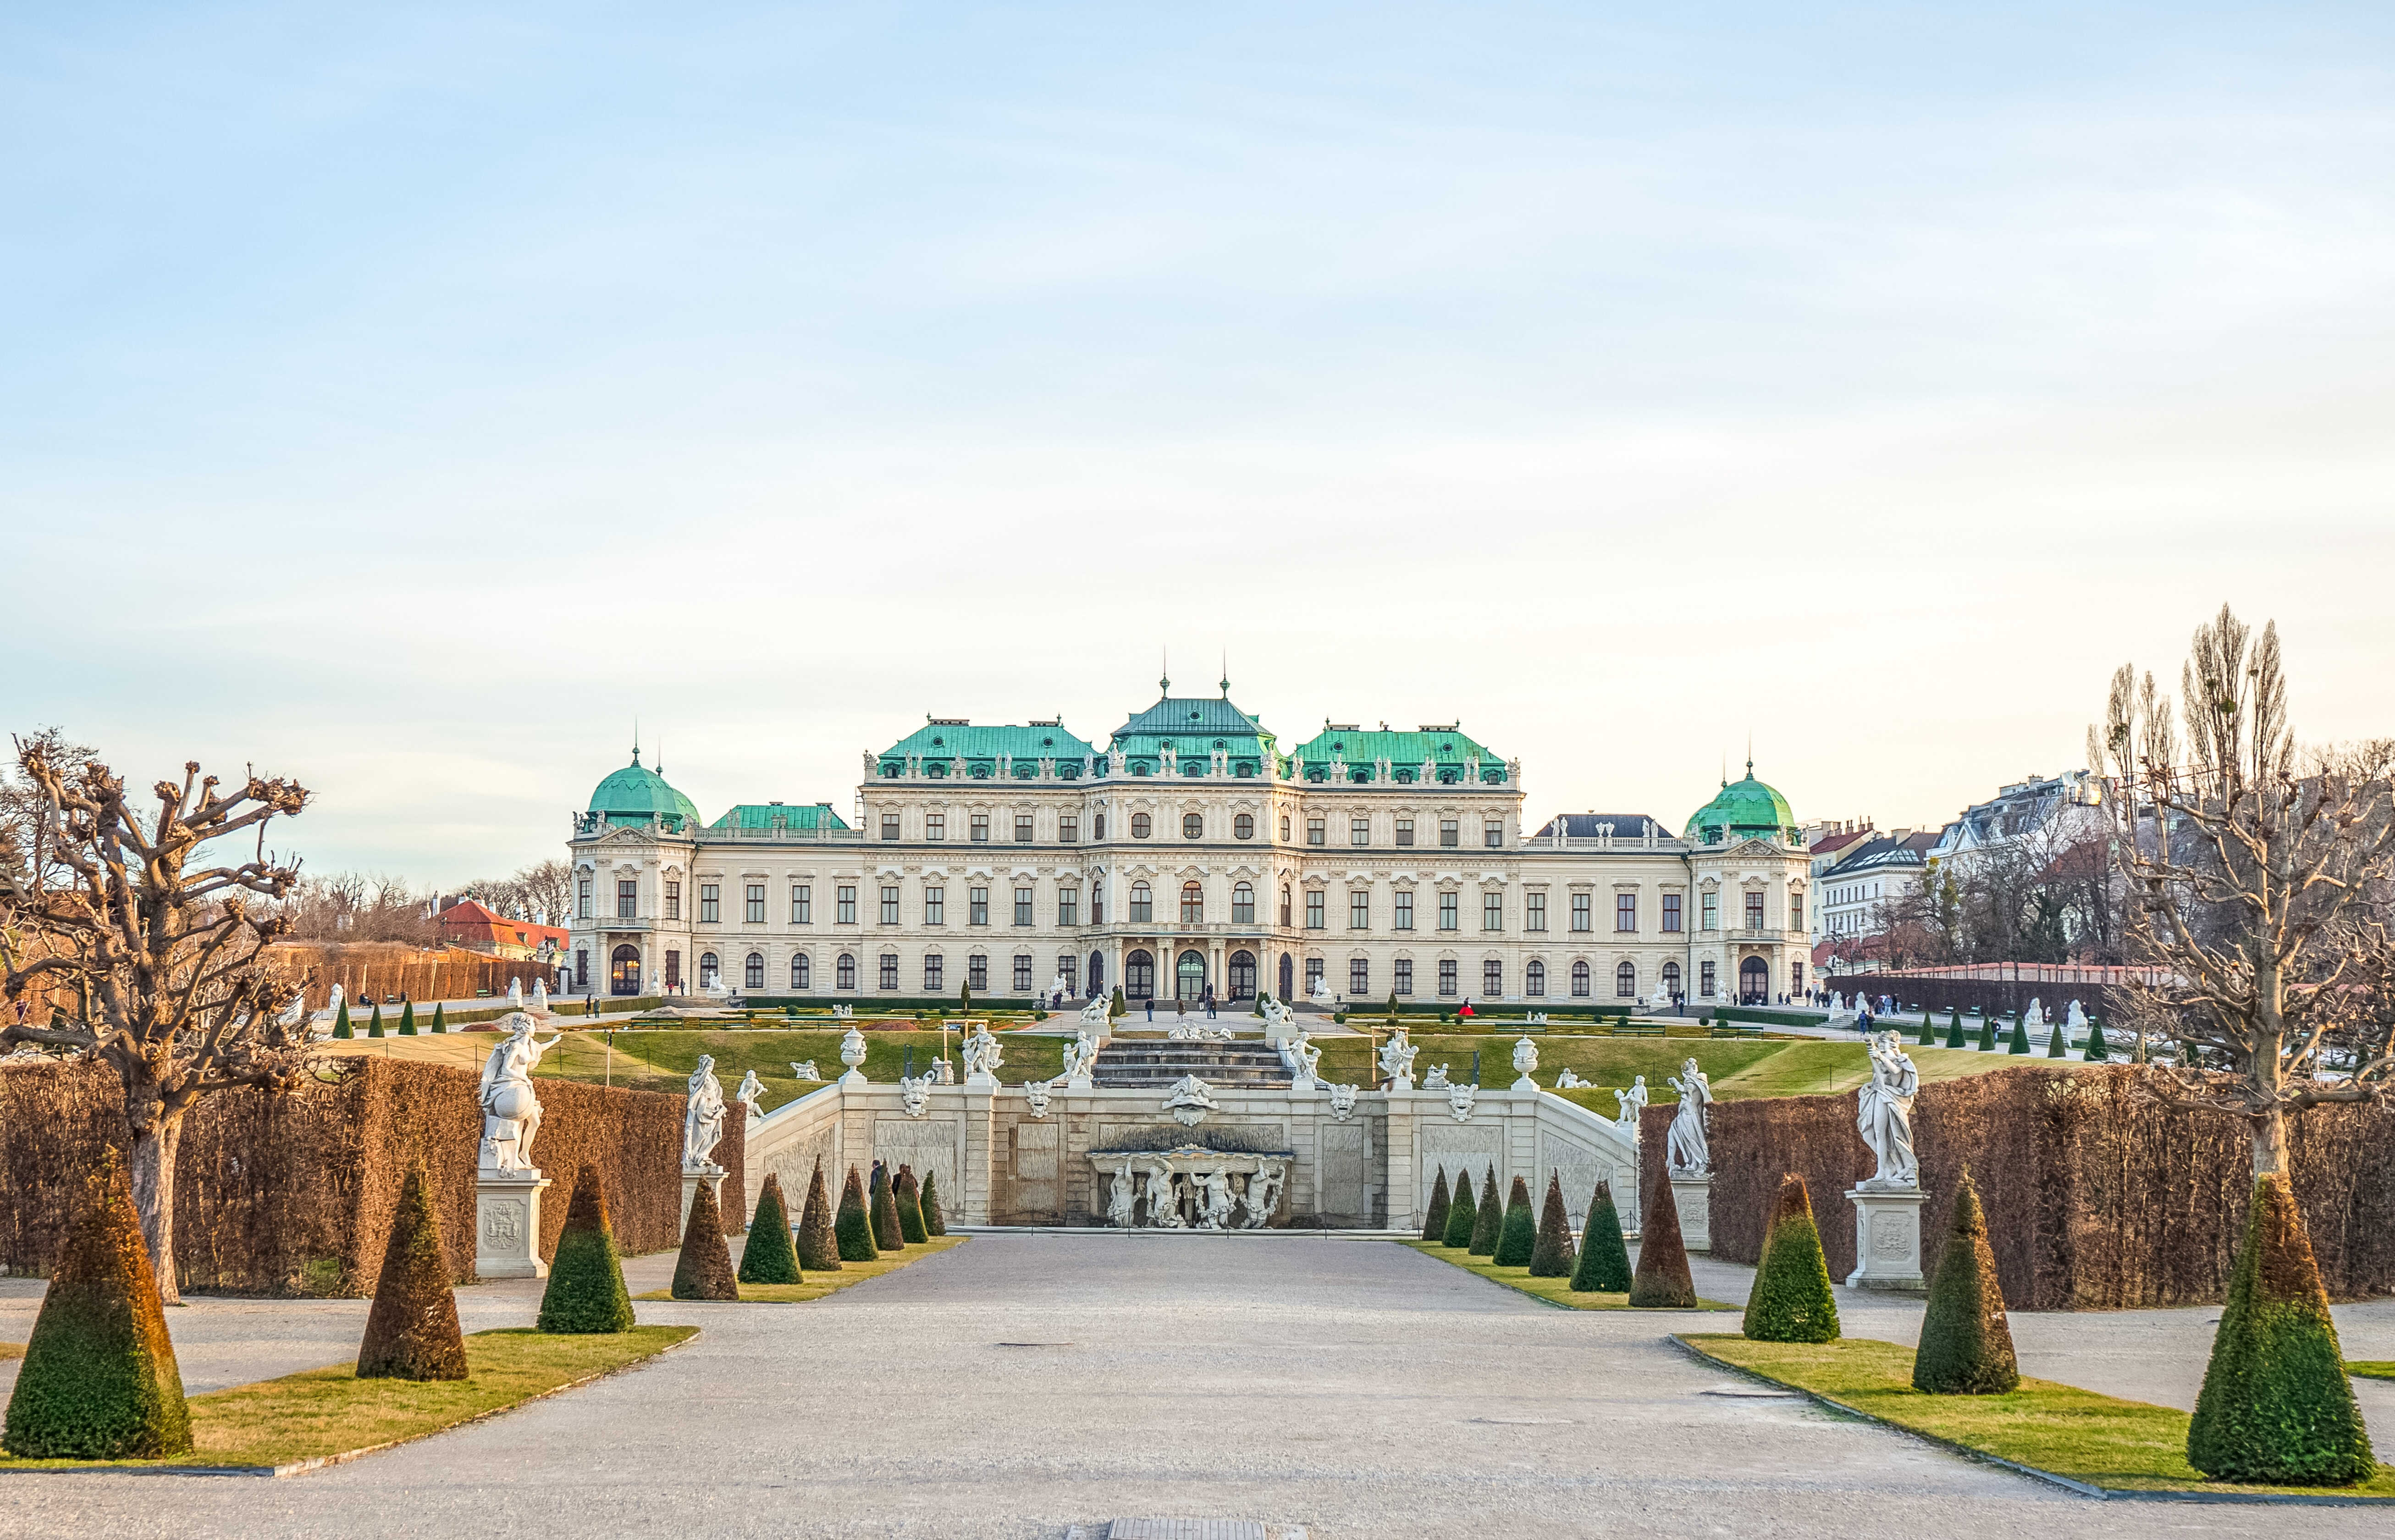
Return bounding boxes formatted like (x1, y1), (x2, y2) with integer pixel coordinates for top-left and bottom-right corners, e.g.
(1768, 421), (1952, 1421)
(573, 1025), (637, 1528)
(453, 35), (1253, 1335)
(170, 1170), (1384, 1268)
(2251, 1106), (2288, 1181)
(127, 1116), (183, 1306)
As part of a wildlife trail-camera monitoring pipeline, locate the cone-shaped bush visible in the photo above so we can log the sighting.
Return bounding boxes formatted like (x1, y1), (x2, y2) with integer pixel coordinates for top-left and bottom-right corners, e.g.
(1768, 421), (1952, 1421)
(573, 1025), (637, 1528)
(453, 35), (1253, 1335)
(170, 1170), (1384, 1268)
(835, 1166), (878, 1261)
(367, 1002), (385, 1038)
(537, 1163), (635, 1333)
(671, 1181), (739, 1301)
(2007, 1015), (2030, 1054)
(2082, 1018), (2110, 1063)
(1628, 1176), (1698, 1308)
(1528, 1173), (1577, 1278)
(2186, 1173), (2375, 1485)
(1571, 1181), (1633, 1293)
(333, 1000), (353, 1038)
(797, 1159), (843, 1270)
(1944, 1010), (1965, 1049)
(1915, 1012), (1935, 1047)
(894, 1166), (928, 1245)
(737, 1172), (802, 1286)
(1467, 1171), (1504, 1257)
(870, 1163), (905, 1251)
(1421, 1168), (1452, 1242)
(432, 1002), (448, 1034)
(1975, 1015), (1995, 1052)
(1913, 1171), (2017, 1394)
(356, 1165), (467, 1380)
(1742, 1174), (1841, 1343)
(1494, 1176), (1537, 1266)
(1, 1151), (192, 1458)
(1442, 1168), (1478, 1248)
(399, 1001), (418, 1037)
(2047, 1019), (2069, 1057)
(918, 1170), (948, 1236)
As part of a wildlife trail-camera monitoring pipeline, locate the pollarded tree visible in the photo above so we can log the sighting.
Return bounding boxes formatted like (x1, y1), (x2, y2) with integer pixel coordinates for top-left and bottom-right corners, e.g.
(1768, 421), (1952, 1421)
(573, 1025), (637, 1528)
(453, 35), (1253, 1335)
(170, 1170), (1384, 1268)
(0, 741), (314, 1303)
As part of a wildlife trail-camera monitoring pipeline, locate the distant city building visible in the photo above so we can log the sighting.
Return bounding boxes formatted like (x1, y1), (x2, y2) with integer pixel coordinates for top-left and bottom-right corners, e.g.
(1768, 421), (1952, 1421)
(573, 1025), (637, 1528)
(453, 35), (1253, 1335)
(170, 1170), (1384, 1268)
(1927, 770), (2105, 867)
(1814, 828), (1941, 974)
(434, 899), (569, 963)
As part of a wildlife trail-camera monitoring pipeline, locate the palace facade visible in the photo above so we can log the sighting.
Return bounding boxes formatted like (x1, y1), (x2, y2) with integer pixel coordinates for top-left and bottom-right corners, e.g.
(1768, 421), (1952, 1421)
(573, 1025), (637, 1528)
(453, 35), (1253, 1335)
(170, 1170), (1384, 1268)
(564, 685), (1812, 1009)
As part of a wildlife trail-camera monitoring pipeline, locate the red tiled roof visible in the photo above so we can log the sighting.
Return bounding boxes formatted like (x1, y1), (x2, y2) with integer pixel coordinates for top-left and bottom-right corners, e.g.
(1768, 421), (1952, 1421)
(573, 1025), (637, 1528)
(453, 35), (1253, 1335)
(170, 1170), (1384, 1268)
(436, 900), (567, 951)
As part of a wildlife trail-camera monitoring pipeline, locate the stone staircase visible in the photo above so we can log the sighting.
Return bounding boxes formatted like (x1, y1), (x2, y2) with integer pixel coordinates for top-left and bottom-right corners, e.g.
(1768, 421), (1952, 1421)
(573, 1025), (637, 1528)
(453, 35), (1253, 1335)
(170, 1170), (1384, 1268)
(1092, 1040), (1294, 1090)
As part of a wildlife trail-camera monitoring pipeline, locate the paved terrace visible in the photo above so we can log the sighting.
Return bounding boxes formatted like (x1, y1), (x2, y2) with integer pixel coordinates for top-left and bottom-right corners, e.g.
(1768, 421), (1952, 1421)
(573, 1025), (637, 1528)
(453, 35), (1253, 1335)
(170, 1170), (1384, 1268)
(0, 1236), (2389, 1539)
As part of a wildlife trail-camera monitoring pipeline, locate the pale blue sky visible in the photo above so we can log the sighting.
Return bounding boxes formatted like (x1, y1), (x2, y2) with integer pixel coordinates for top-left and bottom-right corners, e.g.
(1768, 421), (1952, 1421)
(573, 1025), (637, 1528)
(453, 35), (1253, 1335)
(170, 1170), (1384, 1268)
(8, 4), (2393, 879)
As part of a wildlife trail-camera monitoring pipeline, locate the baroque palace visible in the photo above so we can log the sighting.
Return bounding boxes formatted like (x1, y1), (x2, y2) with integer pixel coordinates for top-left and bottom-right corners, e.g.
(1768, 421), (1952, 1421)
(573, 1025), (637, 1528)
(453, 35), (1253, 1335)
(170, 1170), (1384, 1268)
(565, 681), (1811, 1010)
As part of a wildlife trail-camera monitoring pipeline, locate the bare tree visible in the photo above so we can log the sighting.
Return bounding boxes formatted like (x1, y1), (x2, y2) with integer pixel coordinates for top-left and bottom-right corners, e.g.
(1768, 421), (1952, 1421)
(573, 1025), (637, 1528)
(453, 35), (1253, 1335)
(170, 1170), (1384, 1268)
(0, 741), (318, 1302)
(273, 871), (436, 944)
(2091, 604), (2395, 1177)
(509, 858), (575, 927)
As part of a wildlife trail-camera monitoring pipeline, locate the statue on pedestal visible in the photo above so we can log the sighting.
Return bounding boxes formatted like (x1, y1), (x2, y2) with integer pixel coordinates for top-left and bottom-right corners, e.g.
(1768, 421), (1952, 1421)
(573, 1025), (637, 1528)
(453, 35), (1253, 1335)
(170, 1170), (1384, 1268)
(734, 1069), (766, 1123)
(1378, 1031), (1418, 1090)
(1666, 1058), (1712, 1177)
(789, 1060), (821, 1081)
(1613, 1075), (1648, 1133)
(1243, 1164), (1286, 1228)
(683, 1054), (727, 1171)
(1424, 1063), (1451, 1089)
(1106, 1161), (1136, 1227)
(1856, 1031), (1920, 1190)
(962, 1024), (1005, 1082)
(478, 1013), (563, 1173)
(1511, 1036), (1540, 1089)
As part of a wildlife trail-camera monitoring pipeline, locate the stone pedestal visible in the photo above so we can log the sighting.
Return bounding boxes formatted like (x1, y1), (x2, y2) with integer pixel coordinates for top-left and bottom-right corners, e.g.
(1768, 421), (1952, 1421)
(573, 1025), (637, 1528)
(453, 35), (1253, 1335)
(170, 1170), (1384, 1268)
(475, 1168), (552, 1280)
(1669, 1173), (1712, 1253)
(1844, 1186), (1927, 1291)
(680, 1163), (726, 1233)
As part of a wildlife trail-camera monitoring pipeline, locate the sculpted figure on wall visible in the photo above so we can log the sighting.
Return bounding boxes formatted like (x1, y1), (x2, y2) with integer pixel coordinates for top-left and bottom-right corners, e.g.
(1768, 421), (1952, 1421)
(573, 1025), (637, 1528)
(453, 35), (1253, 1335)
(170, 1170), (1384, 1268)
(478, 1013), (563, 1174)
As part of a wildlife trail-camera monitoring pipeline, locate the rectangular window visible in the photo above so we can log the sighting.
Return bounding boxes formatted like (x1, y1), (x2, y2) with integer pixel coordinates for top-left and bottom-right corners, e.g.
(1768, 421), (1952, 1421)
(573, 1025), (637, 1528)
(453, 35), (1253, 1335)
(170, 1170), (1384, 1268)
(1526, 892), (1546, 932)
(1015, 813), (1034, 843)
(835, 885), (856, 925)
(1059, 954), (1078, 994)
(1232, 886), (1254, 923)
(1439, 892), (1458, 931)
(924, 954), (944, 992)
(1130, 885), (1152, 922)
(1307, 817), (1325, 847)
(1351, 817), (1369, 847)
(1395, 957), (1413, 996)
(1746, 890), (1765, 930)
(1616, 893), (1637, 933)
(1483, 892), (1503, 932)
(1014, 887), (1032, 926)
(699, 884), (721, 924)
(835, 953), (856, 989)
(1792, 961), (1805, 993)
(1438, 958), (1457, 996)
(881, 814), (900, 841)
(1702, 891), (1718, 930)
(1484, 959), (1503, 996)
(1350, 890), (1370, 930)
(665, 949), (681, 990)
(968, 954), (988, 991)
(1440, 819), (1459, 848)
(1013, 953), (1033, 992)
(741, 884), (762, 923)
(575, 948), (589, 987)
(1571, 892), (1590, 932)
(1279, 888), (1291, 926)
(1060, 816), (1078, 844)
(1394, 891), (1414, 930)
(1094, 813), (1106, 839)
(665, 881), (681, 920)
(1700, 960), (1716, 998)
(577, 879), (592, 920)
(1484, 819), (1504, 849)
(970, 813), (989, 843)
(792, 884), (811, 923)
(617, 879), (638, 920)
(1396, 817), (1414, 847)
(924, 886), (944, 924)
(879, 886), (899, 925)
(1305, 890), (1325, 930)
(879, 954), (899, 990)
(1792, 892), (1804, 929)
(969, 886), (989, 926)
(1306, 957), (1324, 994)
(1350, 958), (1369, 995)
(1662, 894), (1682, 933)
(1572, 964), (1590, 998)
(927, 813), (945, 841)
(1058, 887), (1078, 926)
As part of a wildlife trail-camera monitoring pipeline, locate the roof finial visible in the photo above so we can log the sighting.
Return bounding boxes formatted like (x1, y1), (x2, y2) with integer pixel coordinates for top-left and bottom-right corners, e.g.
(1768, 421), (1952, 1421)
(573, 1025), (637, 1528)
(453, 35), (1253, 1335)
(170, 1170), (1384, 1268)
(1721, 753), (1727, 789)
(632, 718), (640, 766)
(1746, 732), (1753, 778)
(1159, 648), (1170, 696)
(1220, 650), (1229, 696)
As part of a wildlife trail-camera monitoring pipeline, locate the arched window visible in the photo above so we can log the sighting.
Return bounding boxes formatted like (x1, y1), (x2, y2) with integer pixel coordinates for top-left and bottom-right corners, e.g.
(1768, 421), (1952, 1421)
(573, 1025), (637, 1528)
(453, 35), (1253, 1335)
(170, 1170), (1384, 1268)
(1525, 960), (1545, 996)
(1228, 950), (1257, 999)
(1616, 961), (1637, 998)
(1571, 960), (1590, 997)
(1131, 812), (1152, 839)
(1130, 882), (1153, 922)
(697, 951), (719, 989)
(1234, 812), (1254, 839)
(791, 954), (811, 990)
(836, 952), (856, 990)
(923, 954), (944, 992)
(1182, 812), (1203, 839)
(1661, 961), (1682, 999)
(611, 944), (642, 996)
(1126, 949), (1155, 999)
(1181, 882), (1204, 923)
(1091, 879), (1104, 922)
(1231, 882), (1255, 923)
(1177, 949), (1206, 999)
(1280, 884), (1292, 926)
(744, 951), (764, 989)
(1740, 955), (1768, 1002)
(1278, 952), (1295, 999)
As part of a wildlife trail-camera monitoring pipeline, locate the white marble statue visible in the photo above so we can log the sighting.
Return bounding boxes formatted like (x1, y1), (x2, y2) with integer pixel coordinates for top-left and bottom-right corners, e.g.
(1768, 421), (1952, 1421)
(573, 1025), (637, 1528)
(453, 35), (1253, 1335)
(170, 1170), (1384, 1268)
(1649, 983), (1670, 1008)
(531, 978), (550, 1015)
(1446, 1082), (1478, 1122)
(1856, 1030), (1921, 1190)
(324, 983), (345, 1021)
(1141, 1164), (1185, 1228)
(1511, 1035), (1540, 1090)
(839, 1026), (869, 1084)
(507, 977), (524, 1010)
(1168, 1021), (1234, 1042)
(932, 1056), (956, 1085)
(1326, 1082), (1359, 1121)
(1527, 1011), (1550, 1026)
(2065, 999), (2088, 1032)
(1163, 1075), (1218, 1127)
(1424, 1063), (1451, 1089)
(961, 1024), (1005, 1084)
(832, 1003), (854, 1019)
(1613, 1075), (1648, 1132)
(1310, 975), (1333, 1005)
(1554, 1067), (1586, 1089)
(1106, 1161), (1137, 1227)
(1022, 1078), (1053, 1118)
(1060, 1029), (1102, 1086)
(898, 1072), (933, 1118)
(1051, 971), (1069, 1000)
(734, 1069), (765, 1122)
(1077, 994), (1111, 1027)
(1243, 1164), (1286, 1227)
(1666, 1058), (1713, 1177)
(2024, 999), (2046, 1037)
(1286, 1029), (1322, 1089)
(1378, 1030), (1418, 1090)
(683, 1054), (727, 1171)
(789, 1060), (821, 1081)
(477, 1012), (563, 1173)
(1198, 1168), (1236, 1230)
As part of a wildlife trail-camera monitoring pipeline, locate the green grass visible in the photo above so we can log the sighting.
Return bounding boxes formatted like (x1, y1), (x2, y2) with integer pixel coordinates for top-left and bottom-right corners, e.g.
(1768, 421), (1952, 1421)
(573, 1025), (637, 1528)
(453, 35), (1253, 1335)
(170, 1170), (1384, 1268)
(0, 1342), (20, 1361)
(1402, 1240), (1734, 1311)
(2350, 1362), (2395, 1383)
(634, 1234), (968, 1302)
(1681, 1335), (2395, 1498)
(551, 1029), (1071, 1114)
(0, 1326), (696, 1473)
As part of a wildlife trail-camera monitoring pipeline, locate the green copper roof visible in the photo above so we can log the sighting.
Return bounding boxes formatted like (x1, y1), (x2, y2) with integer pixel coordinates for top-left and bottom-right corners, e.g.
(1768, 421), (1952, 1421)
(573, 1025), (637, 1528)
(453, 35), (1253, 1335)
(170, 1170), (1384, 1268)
(587, 753), (702, 827)
(1286, 724), (1501, 785)
(711, 802), (850, 831)
(1684, 767), (1798, 843)
(1107, 695), (1278, 779)
(876, 720), (1097, 780)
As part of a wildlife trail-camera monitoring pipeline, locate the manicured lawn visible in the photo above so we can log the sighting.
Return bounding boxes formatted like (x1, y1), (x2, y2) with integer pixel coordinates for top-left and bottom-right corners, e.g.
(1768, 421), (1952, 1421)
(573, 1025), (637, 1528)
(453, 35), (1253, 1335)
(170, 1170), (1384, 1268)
(635, 1234), (968, 1303)
(0, 1325), (696, 1474)
(1681, 1334), (2395, 1498)
(2350, 1362), (2395, 1382)
(1401, 1240), (1734, 1311)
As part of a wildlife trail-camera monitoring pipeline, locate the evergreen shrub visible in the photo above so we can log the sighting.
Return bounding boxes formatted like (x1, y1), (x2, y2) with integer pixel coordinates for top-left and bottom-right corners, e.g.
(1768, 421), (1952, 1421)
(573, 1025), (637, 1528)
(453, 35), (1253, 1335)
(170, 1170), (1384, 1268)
(1467, 1171), (1503, 1257)
(737, 1172), (802, 1286)
(1442, 1169), (1479, 1248)
(1421, 1168), (1451, 1243)
(2007, 1014), (2030, 1054)
(1944, 1010), (1965, 1049)
(368, 1003), (385, 1038)
(1915, 1012), (1935, 1047)
(333, 1001), (353, 1039)
(870, 1164), (905, 1251)
(918, 1170), (948, 1235)
(398, 1002), (417, 1037)
(671, 1181), (739, 1301)
(1975, 1014), (1995, 1051)
(1570, 1181), (1633, 1293)
(894, 1166), (928, 1244)
(537, 1163), (635, 1333)
(2047, 1019), (2069, 1058)
(432, 1003), (447, 1034)
(1741, 1174), (1841, 1343)
(1528, 1172), (1576, 1277)
(1628, 1176), (1698, 1308)
(797, 1158), (842, 1270)
(355, 1164), (468, 1381)
(835, 1166), (878, 1261)
(2083, 1018), (2110, 1063)
(1493, 1176), (1536, 1266)
(1912, 1170), (2017, 1394)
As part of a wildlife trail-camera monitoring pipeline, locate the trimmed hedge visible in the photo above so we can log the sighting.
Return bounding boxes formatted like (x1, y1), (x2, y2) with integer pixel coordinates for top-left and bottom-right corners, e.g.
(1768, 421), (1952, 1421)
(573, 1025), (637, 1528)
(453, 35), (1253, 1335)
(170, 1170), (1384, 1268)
(796, 1158), (842, 1270)
(1421, 1168), (1451, 1243)
(894, 1166), (928, 1245)
(670, 1181), (739, 1301)
(917, 1170), (948, 1236)
(355, 1165), (467, 1381)
(835, 1166), (877, 1261)
(1627, 1169), (1697, 1308)
(1467, 1171), (1502, 1257)
(1442, 1169), (1479, 1249)
(537, 1164), (635, 1333)
(1570, 1181), (1632, 1293)
(1912, 1170), (2017, 1394)
(1741, 1174), (1840, 1343)
(870, 1164), (905, 1252)
(1706, 1005), (1825, 1030)
(1528, 1172), (1575, 1278)
(737, 1172), (802, 1286)
(1493, 1176), (1536, 1267)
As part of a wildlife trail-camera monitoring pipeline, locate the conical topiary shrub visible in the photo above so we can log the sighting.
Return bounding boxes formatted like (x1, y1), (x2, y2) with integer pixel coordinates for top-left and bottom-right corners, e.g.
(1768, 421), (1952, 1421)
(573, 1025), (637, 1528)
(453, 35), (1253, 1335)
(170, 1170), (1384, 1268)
(355, 1165), (467, 1380)
(399, 1001), (418, 1037)
(1742, 1174), (1840, 1343)
(671, 1181), (739, 1301)
(2082, 1018), (2110, 1063)
(917, 1170), (948, 1236)
(737, 1172), (802, 1286)
(1467, 1171), (1504, 1257)
(2186, 1173), (2376, 1485)
(538, 1163), (635, 1333)
(1944, 1010), (1965, 1049)
(1571, 1181), (1633, 1293)
(1494, 1176), (1537, 1267)
(1912, 1170), (2017, 1394)
(1, 1151), (192, 1458)
(1442, 1168), (1478, 1249)
(431, 1002), (448, 1034)
(2007, 1014), (2030, 1054)
(835, 1166), (878, 1261)
(894, 1166), (928, 1245)
(1528, 1172), (1576, 1278)
(2047, 1017), (2069, 1058)
(797, 1159), (842, 1270)
(368, 1002), (385, 1038)
(870, 1163), (905, 1251)
(1915, 1012), (1935, 1048)
(1628, 1176), (1698, 1308)
(333, 1000), (353, 1039)
(1421, 1168), (1452, 1243)
(1975, 1014), (1995, 1051)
